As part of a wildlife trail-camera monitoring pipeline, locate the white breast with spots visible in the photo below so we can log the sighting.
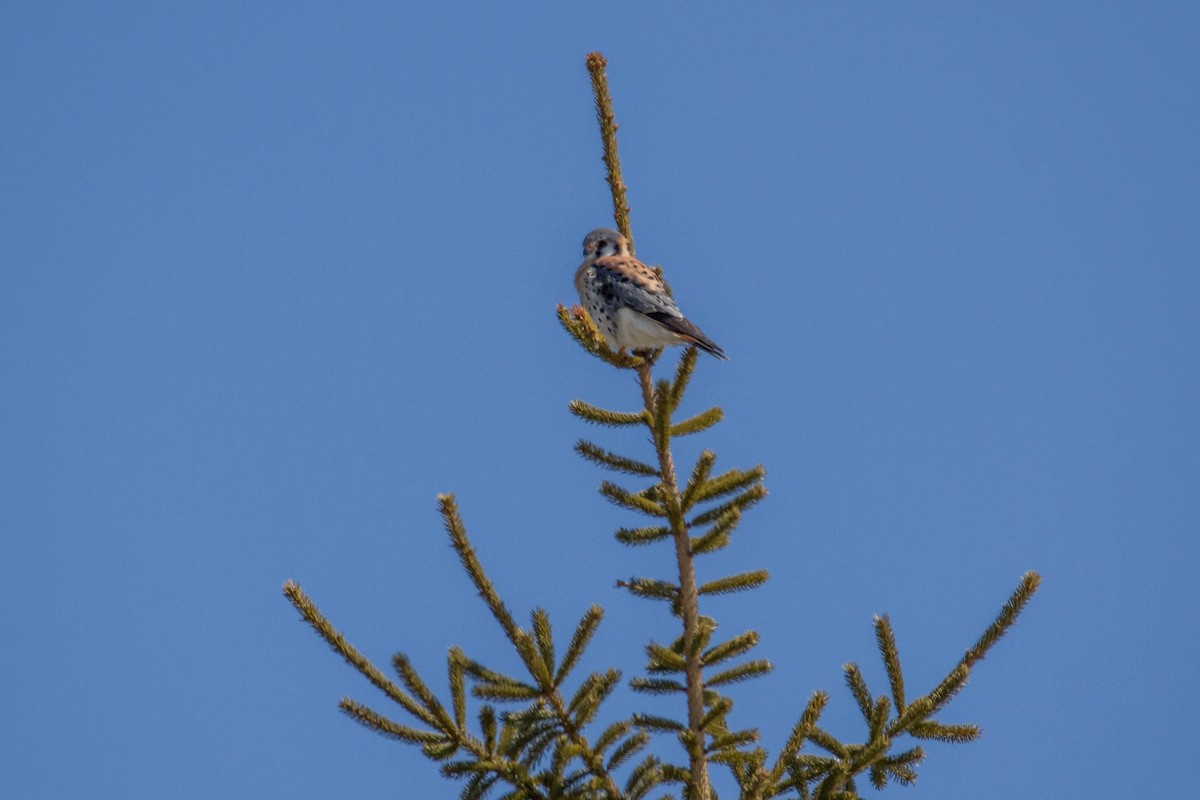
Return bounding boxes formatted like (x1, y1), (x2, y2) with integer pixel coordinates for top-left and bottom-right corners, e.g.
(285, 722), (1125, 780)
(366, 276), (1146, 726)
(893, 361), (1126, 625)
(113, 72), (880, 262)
(579, 276), (620, 342)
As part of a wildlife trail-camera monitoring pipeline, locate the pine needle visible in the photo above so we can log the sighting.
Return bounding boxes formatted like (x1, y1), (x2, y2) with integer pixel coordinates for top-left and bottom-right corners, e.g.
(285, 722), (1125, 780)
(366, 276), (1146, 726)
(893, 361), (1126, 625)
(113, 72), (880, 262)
(701, 630), (759, 667)
(568, 398), (648, 427)
(555, 605), (604, 686)
(843, 662), (873, 724)
(615, 525), (672, 546)
(706, 658), (773, 687)
(873, 614), (906, 712)
(576, 439), (659, 476)
(697, 569), (769, 596)
(339, 697), (445, 744)
(670, 406), (724, 437)
(598, 481), (667, 517)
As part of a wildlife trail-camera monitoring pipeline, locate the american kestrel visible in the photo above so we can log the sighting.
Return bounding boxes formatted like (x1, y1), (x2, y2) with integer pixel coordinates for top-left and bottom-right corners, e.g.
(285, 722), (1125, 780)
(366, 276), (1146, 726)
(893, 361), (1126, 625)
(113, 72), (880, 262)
(574, 228), (728, 360)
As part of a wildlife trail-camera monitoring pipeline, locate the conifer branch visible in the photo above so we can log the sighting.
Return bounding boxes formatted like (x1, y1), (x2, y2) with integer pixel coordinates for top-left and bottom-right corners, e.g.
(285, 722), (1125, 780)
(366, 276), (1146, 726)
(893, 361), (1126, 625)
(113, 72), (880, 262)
(339, 697), (445, 744)
(393, 653), (457, 732)
(607, 731), (651, 771)
(688, 466), (767, 511)
(615, 525), (672, 546)
(698, 697), (735, 731)
(705, 659), (773, 687)
(878, 746), (924, 769)
(689, 484), (767, 526)
(866, 696), (892, 746)
(625, 754), (668, 800)
(599, 481), (668, 517)
(689, 508), (741, 555)
(448, 648), (468, 733)
(843, 662), (874, 725)
(630, 677), (688, 695)
(645, 641), (688, 672)
(701, 630), (759, 667)
(283, 581), (441, 729)
(547, 680), (625, 800)
(962, 570), (1041, 668)
(566, 669), (621, 719)
(924, 662), (970, 716)
(576, 440), (660, 477)
(632, 713), (687, 733)
(285, 580), (580, 797)
(586, 52), (633, 252)
(706, 728), (761, 753)
(595, 719), (634, 754)
(769, 690), (829, 787)
(889, 696), (935, 735)
(438, 494), (525, 651)
(670, 406), (724, 437)
(471, 679), (542, 702)
(459, 657), (522, 687)
(568, 398), (649, 427)
(558, 303), (643, 369)
(907, 720), (980, 743)
(668, 347), (699, 411)
(697, 569), (769, 597)
(441, 494), (637, 795)
(771, 572), (1042, 796)
(875, 746), (923, 786)
(531, 608), (556, 684)
(689, 616), (719, 656)
(616, 577), (680, 604)
(680, 450), (717, 511)
(807, 728), (850, 759)
(555, 605), (604, 687)
(873, 614), (906, 712)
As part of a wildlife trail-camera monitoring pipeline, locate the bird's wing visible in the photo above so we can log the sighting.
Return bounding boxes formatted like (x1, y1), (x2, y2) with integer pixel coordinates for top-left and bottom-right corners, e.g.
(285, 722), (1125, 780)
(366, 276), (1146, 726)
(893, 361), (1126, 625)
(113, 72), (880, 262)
(585, 255), (727, 359)
(590, 256), (683, 319)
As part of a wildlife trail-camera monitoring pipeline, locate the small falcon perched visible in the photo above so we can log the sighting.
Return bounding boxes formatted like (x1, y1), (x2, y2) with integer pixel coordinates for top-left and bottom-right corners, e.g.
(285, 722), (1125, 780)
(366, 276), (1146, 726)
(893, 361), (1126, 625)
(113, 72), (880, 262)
(574, 228), (728, 360)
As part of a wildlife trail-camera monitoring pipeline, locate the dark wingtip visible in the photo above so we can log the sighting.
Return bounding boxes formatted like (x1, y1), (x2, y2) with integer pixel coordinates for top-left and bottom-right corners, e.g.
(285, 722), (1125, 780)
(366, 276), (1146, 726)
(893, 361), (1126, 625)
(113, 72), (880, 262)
(684, 336), (727, 360)
(643, 311), (728, 360)
(699, 341), (729, 361)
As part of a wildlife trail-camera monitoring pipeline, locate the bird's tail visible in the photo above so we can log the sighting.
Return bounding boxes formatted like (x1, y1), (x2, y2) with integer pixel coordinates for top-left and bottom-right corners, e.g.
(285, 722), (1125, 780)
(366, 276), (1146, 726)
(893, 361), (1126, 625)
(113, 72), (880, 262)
(683, 333), (729, 360)
(646, 311), (729, 360)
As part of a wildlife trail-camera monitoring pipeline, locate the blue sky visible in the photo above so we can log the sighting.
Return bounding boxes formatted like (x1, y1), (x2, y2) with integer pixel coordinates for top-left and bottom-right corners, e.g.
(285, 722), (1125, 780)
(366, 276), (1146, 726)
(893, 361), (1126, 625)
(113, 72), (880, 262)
(2, 2), (1197, 798)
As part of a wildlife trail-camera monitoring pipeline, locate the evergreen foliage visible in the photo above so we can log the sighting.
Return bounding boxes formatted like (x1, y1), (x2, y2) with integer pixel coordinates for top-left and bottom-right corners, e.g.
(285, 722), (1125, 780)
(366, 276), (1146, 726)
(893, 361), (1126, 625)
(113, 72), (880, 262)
(283, 52), (1041, 800)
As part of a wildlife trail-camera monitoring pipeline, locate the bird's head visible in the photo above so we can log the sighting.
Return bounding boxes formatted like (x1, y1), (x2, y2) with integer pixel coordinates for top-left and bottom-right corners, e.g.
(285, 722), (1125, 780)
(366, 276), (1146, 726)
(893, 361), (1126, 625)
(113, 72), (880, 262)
(582, 228), (628, 259)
